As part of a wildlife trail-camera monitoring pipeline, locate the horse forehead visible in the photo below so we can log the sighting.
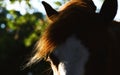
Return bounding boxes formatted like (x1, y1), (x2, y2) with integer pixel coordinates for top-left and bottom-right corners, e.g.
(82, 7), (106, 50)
(53, 35), (90, 62)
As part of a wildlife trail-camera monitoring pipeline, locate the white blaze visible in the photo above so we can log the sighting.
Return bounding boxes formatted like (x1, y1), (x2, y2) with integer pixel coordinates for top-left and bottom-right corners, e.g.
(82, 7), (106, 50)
(51, 35), (89, 75)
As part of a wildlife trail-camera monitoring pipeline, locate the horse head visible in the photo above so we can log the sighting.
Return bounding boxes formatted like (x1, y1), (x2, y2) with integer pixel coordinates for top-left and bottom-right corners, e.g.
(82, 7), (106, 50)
(27, 0), (119, 75)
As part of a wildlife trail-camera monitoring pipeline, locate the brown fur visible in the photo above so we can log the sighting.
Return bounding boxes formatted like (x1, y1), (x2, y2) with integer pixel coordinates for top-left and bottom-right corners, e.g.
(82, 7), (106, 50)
(26, 2), (120, 74)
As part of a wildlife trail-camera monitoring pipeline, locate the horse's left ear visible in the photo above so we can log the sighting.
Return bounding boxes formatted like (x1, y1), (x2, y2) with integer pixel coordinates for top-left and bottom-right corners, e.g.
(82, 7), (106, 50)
(99, 0), (118, 22)
(42, 1), (59, 20)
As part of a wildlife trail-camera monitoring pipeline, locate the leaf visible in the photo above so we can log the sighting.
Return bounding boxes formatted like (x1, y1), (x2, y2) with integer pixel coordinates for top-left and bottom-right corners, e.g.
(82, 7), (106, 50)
(10, 0), (16, 4)
(54, 1), (62, 6)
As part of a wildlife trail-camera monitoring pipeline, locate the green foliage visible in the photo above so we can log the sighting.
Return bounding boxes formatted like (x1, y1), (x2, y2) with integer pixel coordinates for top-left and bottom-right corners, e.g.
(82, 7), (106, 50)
(0, 0), (66, 75)
(0, 0), (49, 75)
(5, 10), (45, 46)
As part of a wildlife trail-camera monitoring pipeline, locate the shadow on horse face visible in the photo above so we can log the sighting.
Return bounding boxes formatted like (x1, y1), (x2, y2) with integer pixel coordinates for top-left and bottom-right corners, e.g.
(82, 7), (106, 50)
(27, 0), (120, 75)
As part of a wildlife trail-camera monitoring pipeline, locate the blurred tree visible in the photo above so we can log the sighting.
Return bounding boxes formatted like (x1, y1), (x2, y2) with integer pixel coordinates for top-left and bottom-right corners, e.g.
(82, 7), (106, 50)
(0, 0), (68, 75)
(0, 0), (50, 75)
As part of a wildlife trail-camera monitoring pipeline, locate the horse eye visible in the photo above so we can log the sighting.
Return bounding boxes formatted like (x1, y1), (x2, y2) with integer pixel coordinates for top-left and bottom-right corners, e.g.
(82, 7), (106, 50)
(49, 53), (60, 68)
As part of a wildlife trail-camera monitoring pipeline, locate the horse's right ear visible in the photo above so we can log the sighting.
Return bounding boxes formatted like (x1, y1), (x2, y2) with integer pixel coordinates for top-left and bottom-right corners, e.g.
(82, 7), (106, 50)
(99, 0), (118, 22)
(42, 1), (59, 21)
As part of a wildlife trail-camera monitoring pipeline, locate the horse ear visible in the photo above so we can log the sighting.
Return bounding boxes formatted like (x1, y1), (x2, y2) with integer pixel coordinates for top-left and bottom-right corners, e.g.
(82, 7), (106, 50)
(42, 1), (59, 20)
(99, 0), (118, 22)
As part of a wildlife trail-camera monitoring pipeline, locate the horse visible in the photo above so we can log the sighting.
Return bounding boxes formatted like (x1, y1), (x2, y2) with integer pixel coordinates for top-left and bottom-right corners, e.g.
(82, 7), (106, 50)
(26, 0), (120, 75)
